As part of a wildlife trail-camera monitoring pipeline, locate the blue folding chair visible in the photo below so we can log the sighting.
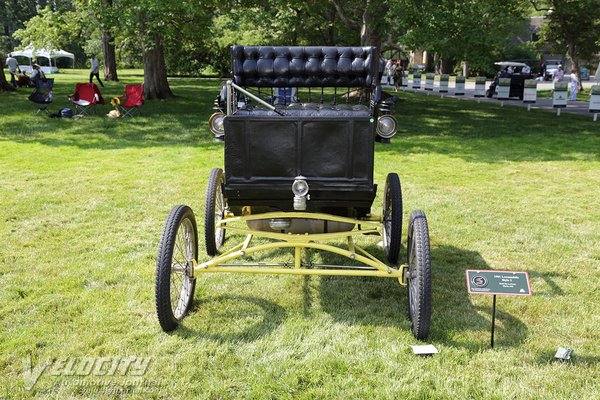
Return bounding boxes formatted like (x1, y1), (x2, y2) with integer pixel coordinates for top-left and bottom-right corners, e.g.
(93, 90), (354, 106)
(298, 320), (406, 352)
(28, 78), (54, 114)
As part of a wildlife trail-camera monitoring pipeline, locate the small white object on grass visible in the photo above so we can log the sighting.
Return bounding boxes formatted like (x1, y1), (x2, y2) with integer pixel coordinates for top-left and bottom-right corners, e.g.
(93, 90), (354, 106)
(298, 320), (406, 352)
(411, 344), (438, 355)
(554, 347), (573, 361)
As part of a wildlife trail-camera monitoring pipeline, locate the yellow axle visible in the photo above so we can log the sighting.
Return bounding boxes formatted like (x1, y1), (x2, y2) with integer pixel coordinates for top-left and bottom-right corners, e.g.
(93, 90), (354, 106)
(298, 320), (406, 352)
(194, 212), (407, 285)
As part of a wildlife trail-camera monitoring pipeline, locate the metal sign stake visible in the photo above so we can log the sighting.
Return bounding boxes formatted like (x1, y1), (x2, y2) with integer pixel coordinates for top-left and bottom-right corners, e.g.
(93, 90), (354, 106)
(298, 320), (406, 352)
(491, 295), (497, 348)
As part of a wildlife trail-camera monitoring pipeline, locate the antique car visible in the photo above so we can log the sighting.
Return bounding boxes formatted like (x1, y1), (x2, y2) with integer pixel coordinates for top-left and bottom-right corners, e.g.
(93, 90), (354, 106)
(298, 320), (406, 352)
(155, 46), (432, 339)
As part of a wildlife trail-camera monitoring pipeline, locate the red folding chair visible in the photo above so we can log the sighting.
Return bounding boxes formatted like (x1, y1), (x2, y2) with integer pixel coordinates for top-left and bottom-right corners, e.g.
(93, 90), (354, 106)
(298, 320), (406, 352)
(69, 83), (105, 115)
(117, 84), (144, 117)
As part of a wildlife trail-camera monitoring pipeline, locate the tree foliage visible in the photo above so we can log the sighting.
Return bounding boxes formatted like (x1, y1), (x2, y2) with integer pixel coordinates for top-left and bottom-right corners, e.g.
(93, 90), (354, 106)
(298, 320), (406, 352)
(331, 0), (412, 55)
(12, 6), (83, 51)
(401, 0), (528, 74)
(6, 0), (547, 95)
(207, 0), (356, 75)
(532, 0), (600, 65)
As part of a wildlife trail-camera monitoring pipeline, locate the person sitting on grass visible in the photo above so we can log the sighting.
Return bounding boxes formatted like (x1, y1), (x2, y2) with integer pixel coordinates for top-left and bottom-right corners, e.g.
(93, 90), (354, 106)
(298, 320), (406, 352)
(16, 70), (33, 88)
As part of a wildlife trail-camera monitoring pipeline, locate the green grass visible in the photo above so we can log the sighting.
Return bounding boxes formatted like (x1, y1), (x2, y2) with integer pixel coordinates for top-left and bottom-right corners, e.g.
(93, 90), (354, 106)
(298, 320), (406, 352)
(1, 70), (599, 399)
(537, 88), (593, 101)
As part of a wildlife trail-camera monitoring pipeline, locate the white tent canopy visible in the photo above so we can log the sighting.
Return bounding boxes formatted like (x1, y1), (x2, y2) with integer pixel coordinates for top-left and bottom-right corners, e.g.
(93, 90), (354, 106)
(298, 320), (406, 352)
(10, 46), (75, 74)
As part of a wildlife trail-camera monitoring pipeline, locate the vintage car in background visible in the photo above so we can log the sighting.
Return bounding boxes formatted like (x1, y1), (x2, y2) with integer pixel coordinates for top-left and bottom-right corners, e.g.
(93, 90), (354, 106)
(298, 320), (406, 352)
(486, 61), (533, 99)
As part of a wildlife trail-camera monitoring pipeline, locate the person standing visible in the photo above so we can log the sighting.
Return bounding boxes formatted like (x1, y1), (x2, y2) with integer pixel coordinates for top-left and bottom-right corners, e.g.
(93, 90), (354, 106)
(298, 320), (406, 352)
(89, 55), (104, 88)
(569, 69), (580, 101)
(384, 59), (394, 86)
(393, 60), (403, 92)
(553, 66), (564, 82)
(5, 53), (20, 87)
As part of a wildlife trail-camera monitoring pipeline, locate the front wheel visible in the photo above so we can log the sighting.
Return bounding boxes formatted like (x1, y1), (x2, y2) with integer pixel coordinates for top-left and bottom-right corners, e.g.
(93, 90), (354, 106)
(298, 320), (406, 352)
(205, 168), (227, 256)
(406, 210), (432, 340)
(155, 205), (198, 332)
(382, 173), (402, 265)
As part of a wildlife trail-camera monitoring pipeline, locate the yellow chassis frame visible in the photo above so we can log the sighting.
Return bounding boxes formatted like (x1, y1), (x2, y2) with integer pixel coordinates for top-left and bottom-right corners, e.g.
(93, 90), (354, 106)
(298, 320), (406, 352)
(194, 211), (407, 286)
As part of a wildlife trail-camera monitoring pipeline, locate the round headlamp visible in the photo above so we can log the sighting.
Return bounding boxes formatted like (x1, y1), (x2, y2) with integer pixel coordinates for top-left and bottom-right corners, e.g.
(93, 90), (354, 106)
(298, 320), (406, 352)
(376, 115), (398, 139)
(208, 112), (226, 137)
(292, 176), (309, 197)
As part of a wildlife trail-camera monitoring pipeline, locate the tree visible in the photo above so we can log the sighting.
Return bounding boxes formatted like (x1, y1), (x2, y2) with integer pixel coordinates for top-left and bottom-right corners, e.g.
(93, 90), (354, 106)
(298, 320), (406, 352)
(1, 51), (16, 91)
(331, 0), (409, 57)
(208, 0), (356, 75)
(531, 0), (600, 90)
(401, 0), (528, 75)
(78, 0), (119, 81)
(107, 0), (216, 99)
(12, 6), (75, 50)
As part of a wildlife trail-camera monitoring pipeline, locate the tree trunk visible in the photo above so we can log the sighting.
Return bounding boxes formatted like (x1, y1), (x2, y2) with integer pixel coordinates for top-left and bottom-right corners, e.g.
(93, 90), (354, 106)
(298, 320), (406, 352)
(101, 29), (118, 81)
(0, 52), (16, 91)
(440, 58), (456, 75)
(326, 5), (336, 45)
(143, 34), (174, 100)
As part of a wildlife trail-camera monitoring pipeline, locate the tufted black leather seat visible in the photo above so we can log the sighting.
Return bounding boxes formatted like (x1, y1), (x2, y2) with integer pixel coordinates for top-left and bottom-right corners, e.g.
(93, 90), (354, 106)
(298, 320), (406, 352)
(231, 46), (378, 88)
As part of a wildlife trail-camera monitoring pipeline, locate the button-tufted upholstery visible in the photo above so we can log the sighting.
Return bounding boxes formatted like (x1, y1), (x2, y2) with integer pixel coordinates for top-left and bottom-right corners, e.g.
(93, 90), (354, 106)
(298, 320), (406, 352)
(231, 46), (378, 88)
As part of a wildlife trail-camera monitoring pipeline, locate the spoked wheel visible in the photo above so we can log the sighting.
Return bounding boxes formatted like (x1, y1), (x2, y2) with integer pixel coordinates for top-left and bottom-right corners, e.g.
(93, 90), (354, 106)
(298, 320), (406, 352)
(383, 173), (403, 265)
(406, 210), (432, 340)
(155, 205), (198, 332)
(205, 168), (226, 257)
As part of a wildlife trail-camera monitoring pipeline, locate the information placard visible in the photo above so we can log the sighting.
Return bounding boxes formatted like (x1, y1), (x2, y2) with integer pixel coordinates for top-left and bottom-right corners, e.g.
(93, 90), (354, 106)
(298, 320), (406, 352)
(412, 73), (421, 89)
(465, 270), (531, 296)
(589, 94), (600, 112)
(523, 87), (537, 103)
(496, 86), (510, 100)
(454, 77), (465, 95)
(439, 74), (449, 93)
(474, 77), (486, 97)
(425, 74), (435, 91)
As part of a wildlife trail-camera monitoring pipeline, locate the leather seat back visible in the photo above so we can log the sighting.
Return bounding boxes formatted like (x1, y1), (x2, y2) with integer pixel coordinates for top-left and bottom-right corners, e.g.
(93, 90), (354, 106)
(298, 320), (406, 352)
(231, 46), (378, 88)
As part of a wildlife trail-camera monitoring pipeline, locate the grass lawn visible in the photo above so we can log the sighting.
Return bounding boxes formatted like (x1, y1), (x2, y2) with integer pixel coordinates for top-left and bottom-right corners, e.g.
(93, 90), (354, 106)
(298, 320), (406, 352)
(1, 69), (599, 399)
(537, 88), (594, 101)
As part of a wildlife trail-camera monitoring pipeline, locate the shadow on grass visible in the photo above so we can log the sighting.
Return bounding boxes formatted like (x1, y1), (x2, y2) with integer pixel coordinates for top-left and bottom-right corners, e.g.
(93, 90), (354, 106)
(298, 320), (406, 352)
(529, 270), (566, 297)
(318, 244), (528, 350)
(173, 294), (286, 343)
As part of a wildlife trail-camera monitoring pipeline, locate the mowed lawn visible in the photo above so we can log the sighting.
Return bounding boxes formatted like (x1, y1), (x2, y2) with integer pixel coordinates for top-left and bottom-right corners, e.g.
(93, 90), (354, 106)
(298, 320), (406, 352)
(0, 70), (599, 399)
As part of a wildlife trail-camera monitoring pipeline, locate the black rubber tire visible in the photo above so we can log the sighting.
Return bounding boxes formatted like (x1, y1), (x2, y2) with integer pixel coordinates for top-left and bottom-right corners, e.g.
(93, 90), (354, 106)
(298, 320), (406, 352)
(204, 168), (226, 256)
(155, 205), (198, 332)
(383, 173), (402, 265)
(406, 210), (432, 340)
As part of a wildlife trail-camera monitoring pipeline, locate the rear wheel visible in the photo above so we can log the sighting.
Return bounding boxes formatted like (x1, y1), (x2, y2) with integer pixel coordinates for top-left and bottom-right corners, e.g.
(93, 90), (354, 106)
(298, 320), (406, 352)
(156, 205), (198, 332)
(205, 168), (226, 256)
(383, 173), (402, 265)
(406, 210), (432, 340)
